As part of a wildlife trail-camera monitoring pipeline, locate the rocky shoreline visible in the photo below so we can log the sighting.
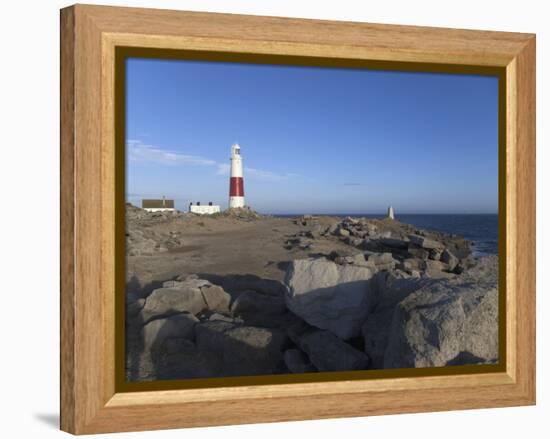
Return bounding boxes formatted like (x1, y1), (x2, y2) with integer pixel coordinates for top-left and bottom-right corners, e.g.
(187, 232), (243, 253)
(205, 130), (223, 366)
(125, 206), (498, 381)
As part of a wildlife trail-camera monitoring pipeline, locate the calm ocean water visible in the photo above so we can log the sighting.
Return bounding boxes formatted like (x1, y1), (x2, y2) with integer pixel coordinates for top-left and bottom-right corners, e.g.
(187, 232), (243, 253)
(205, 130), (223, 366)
(276, 214), (499, 256)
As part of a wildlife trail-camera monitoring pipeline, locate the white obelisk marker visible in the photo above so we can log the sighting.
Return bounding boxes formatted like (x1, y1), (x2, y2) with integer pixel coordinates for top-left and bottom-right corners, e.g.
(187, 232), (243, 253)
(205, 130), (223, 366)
(229, 143), (245, 209)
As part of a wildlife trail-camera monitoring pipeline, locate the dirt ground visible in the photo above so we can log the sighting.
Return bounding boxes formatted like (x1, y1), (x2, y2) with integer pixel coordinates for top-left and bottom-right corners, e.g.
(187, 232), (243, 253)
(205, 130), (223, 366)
(126, 215), (351, 294)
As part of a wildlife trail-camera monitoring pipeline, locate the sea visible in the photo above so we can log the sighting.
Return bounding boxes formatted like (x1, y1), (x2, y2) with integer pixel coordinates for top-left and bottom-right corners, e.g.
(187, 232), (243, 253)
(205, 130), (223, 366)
(276, 214), (498, 256)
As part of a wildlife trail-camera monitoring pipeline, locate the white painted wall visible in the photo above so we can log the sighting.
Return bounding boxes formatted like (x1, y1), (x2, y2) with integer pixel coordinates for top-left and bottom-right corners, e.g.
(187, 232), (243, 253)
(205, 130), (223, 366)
(229, 196), (245, 208)
(230, 143), (243, 178)
(0, 1), (547, 438)
(189, 205), (221, 214)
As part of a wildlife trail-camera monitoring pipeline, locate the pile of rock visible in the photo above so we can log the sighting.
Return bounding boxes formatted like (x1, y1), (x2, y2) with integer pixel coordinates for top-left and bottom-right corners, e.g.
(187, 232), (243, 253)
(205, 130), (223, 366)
(126, 274), (295, 380)
(327, 249), (399, 272)
(125, 215), (498, 381)
(325, 217), (473, 278)
(284, 233), (314, 251)
(284, 218), (333, 250)
(126, 204), (186, 256)
(287, 318), (369, 371)
(126, 229), (184, 256)
(362, 256), (499, 368)
(284, 254), (499, 370)
(214, 206), (263, 221)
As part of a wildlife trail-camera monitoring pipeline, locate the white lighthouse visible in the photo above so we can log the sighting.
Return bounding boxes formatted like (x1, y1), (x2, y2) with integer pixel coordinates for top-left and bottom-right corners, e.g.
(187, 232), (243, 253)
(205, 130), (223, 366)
(229, 143), (245, 208)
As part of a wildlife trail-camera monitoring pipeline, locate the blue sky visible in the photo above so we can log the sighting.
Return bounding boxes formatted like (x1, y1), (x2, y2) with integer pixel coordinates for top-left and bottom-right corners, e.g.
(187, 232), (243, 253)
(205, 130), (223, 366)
(126, 58), (499, 214)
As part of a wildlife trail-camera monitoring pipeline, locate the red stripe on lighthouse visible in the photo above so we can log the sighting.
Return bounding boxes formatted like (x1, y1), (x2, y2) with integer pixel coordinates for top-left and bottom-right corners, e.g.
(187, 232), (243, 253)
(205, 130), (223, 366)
(229, 177), (244, 196)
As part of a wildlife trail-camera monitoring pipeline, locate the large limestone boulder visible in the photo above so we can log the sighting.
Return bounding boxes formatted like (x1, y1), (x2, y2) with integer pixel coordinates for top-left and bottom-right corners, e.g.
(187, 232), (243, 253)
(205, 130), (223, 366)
(424, 260), (454, 279)
(140, 287), (206, 323)
(362, 256), (498, 369)
(297, 329), (369, 371)
(362, 273), (427, 367)
(200, 284), (231, 314)
(140, 278), (231, 323)
(195, 321), (288, 376)
(142, 312), (198, 353)
(383, 257), (498, 368)
(126, 296), (145, 320)
(285, 258), (377, 339)
(400, 258), (426, 273)
(283, 349), (316, 373)
(409, 234), (444, 250)
(441, 248), (459, 271)
(132, 312), (200, 380)
(408, 247), (430, 260)
(231, 289), (288, 327)
(153, 338), (221, 380)
(364, 252), (398, 271)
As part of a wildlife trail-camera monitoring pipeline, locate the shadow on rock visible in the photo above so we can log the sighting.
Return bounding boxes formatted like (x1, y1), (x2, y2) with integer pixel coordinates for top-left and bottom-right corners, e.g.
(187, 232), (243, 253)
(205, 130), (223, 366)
(148, 316), (291, 380)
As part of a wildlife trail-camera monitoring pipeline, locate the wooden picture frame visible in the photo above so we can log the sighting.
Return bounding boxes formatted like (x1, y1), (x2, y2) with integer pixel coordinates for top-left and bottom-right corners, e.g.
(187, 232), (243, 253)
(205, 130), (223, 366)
(60, 4), (536, 434)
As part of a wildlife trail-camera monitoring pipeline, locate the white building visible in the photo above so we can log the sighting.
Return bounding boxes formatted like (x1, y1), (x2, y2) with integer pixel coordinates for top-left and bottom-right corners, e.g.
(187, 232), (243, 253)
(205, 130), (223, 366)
(142, 198), (176, 213)
(189, 202), (221, 215)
